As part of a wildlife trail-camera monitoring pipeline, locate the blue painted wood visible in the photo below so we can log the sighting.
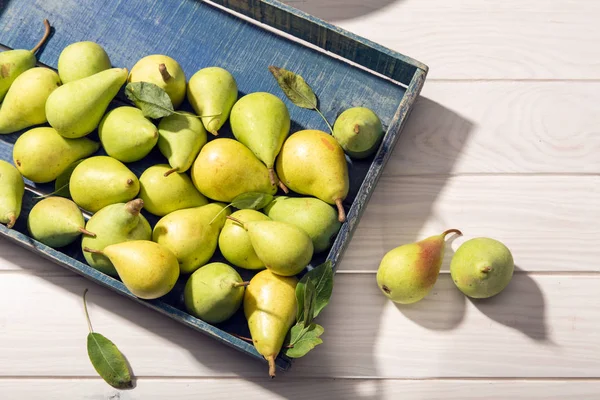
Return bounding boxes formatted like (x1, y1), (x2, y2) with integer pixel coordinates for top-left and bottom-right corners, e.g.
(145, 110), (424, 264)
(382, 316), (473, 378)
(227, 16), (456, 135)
(0, 0), (427, 373)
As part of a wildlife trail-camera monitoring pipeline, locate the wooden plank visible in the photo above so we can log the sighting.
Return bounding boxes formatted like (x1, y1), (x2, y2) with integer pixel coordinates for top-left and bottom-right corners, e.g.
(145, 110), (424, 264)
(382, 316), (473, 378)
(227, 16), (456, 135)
(283, 0), (600, 79)
(1, 378), (599, 399)
(0, 273), (599, 378)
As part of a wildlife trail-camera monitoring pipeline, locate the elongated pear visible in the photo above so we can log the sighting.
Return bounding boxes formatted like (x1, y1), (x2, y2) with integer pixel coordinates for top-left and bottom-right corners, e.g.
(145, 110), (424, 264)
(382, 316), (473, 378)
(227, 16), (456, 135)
(157, 112), (207, 175)
(276, 129), (349, 222)
(187, 67), (238, 135)
(190, 138), (277, 202)
(12, 127), (99, 183)
(0, 67), (61, 134)
(129, 55), (186, 108)
(57, 41), (112, 83)
(0, 160), (24, 229)
(244, 269), (297, 377)
(218, 209), (270, 270)
(85, 240), (179, 299)
(46, 68), (128, 138)
(81, 199), (151, 277)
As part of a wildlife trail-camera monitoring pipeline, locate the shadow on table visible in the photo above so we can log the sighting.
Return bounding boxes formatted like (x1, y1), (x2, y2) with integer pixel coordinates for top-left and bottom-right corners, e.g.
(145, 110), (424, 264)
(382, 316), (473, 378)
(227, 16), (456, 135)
(284, 0), (405, 22)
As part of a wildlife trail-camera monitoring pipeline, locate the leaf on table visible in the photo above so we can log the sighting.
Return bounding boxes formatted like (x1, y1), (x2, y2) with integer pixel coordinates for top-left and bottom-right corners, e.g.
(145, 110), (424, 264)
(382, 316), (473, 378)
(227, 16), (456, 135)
(296, 260), (334, 321)
(231, 192), (274, 210)
(125, 81), (174, 119)
(87, 332), (133, 389)
(268, 65), (317, 109)
(284, 322), (324, 358)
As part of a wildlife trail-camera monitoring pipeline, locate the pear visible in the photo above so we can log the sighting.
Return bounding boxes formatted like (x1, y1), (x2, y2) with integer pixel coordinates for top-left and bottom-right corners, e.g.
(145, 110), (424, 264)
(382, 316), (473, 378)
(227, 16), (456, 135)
(376, 229), (462, 304)
(187, 67), (237, 135)
(153, 203), (230, 274)
(450, 237), (515, 299)
(244, 269), (297, 377)
(46, 68), (128, 138)
(226, 217), (313, 276)
(0, 19), (51, 101)
(98, 106), (159, 162)
(12, 127), (99, 183)
(264, 196), (341, 253)
(190, 138), (277, 202)
(0, 160), (25, 229)
(333, 107), (383, 159)
(230, 92), (290, 188)
(183, 262), (248, 324)
(275, 129), (349, 223)
(157, 111), (207, 175)
(139, 164), (208, 216)
(0, 67), (61, 134)
(57, 41), (112, 83)
(84, 240), (179, 299)
(218, 209), (270, 270)
(26, 197), (95, 248)
(128, 55), (186, 108)
(81, 199), (151, 277)
(69, 156), (139, 213)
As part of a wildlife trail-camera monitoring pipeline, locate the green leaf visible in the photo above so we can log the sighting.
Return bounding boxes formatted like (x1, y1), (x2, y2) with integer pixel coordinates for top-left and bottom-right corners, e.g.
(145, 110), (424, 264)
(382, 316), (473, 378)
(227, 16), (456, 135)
(284, 323), (324, 358)
(302, 278), (316, 326)
(125, 81), (174, 119)
(268, 66), (317, 109)
(87, 332), (133, 389)
(296, 261), (334, 321)
(231, 192), (274, 210)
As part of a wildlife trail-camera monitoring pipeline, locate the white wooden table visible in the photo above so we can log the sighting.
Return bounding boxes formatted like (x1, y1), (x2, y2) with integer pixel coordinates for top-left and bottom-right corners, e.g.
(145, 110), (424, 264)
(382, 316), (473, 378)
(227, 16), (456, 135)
(2, 0), (599, 398)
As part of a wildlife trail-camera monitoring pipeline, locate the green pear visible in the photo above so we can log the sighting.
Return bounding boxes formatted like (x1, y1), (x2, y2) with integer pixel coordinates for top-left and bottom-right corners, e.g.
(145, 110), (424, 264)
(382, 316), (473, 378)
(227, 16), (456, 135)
(218, 209), (270, 270)
(157, 111), (207, 175)
(227, 217), (313, 276)
(12, 127), (99, 183)
(129, 55), (186, 108)
(264, 196), (341, 253)
(0, 67), (61, 134)
(244, 269), (297, 377)
(276, 130), (349, 223)
(27, 197), (95, 248)
(45, 68), (128, 138)
(84, 240), (179, 299)
(376, 229), (462, 304)
(98, 106), (158, 162)
(186, 67), (237, 135)
(230, 92), (290, 187)
(57, 41), (112, 83)
(81, 199), (151, 277)
(190, 138), (277, 202)
(450, 237), (515, 299)
(0, 19), (51, 101)
(69, 156), (139, 213)
(333, 107), (383, 159)
(184, 262), (248, 324)
(0, 160), (24, 229)
(139, 164), (208, 216)
(152, 203), (230, 274)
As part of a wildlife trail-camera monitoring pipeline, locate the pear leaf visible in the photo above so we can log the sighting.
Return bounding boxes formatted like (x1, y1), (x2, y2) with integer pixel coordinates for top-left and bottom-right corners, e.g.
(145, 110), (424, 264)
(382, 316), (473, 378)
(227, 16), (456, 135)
(296, 261), (334, 321)
(125, 81), (174, 119)
(302, 278), (316, 327)
(284, 322), (324, 358)
(231, 192), (274, 210)
(268, 66), (317, 109)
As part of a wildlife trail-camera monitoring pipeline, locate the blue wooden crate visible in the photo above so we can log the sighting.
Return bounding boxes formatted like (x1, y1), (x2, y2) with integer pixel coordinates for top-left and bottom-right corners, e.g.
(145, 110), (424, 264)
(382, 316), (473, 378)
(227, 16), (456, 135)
(0, 0), (427, 372)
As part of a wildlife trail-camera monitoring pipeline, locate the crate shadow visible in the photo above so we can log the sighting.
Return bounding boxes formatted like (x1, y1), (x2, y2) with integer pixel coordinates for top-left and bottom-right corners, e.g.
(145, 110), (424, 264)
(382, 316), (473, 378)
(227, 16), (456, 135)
(283, 0), (405, 22)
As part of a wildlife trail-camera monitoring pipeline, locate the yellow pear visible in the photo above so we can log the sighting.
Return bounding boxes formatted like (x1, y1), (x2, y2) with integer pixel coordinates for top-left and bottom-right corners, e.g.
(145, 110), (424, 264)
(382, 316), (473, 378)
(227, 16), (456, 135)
(0, 160), (25, 228)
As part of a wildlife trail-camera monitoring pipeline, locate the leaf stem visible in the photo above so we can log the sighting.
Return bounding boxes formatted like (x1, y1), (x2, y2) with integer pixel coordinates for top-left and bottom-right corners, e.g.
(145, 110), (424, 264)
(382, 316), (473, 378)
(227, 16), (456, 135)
(82, 289), (93, 333)
(33, 182), (70, 200)
(208, 205), (231, 225)
(315, 107), (334, 134)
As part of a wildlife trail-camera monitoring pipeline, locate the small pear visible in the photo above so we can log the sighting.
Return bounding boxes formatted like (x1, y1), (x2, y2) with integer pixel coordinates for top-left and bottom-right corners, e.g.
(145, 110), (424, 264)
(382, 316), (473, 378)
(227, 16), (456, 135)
(84, 240), (179, 299)
(264, 196), (341, 253)
(12, 127), (99, 183)
(129, 55), (186, 108)
(139, 164), (208, 216)
(57, 41), (112, 83)
(81, 199), (151, 277)
(0, 67), (61, 134)
(244, 269), (297, 377)
(152, 203), (231, 274)
(27, 197), (95, 248)
(275, 130), (350, 223)
(376, 229), (462, 304)
(184, 262), (248, 324)
(218, 209), (270, 270)
(190, 138), (277, 202)
(0, 160), (25, 229)
(227, 217), (313, 276)
(0, 19), (51, 101)
(157, 111), (207, 174)
(98, 106), (159, 162)
(45, 68), (128, 138)
(69, 156), (140, 213)
(187, 67), (238, 135)
(450, 237), (515, 299)
(333, 107), (383, 159)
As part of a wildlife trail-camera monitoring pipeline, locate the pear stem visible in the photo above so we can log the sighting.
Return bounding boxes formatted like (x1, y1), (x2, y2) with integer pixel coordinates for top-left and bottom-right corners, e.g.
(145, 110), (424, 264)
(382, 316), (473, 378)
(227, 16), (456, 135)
(158, 63), (171, 82)
(335, 198), (346, 223)
(269, 168), (289, 194)
(481, 266), (492, 273)
(30, 19), (51, 54)
(82, 288), (93, 333)
(268, 168), (276, 186)
(78, 227), (96, 237)
(266, 355), (276, 378)
(278, 181), (289, 194)
(230, 332), (253, 342)
(126, 179), (134, 186)
(164, 167), (178, 177)
(354, 124), (360, 134)
(232, 281), (250, 288)
(83, 247), (104, 255)
(441, 229), (462, 239)
(6, 213), (16, 229)
(226, 216), (246, 230)
(125, 199), (144, 216)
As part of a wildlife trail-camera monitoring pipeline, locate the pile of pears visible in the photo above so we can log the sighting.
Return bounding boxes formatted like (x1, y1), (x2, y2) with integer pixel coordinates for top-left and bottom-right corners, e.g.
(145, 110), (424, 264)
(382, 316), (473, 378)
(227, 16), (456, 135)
(0, 23), (386, 377)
